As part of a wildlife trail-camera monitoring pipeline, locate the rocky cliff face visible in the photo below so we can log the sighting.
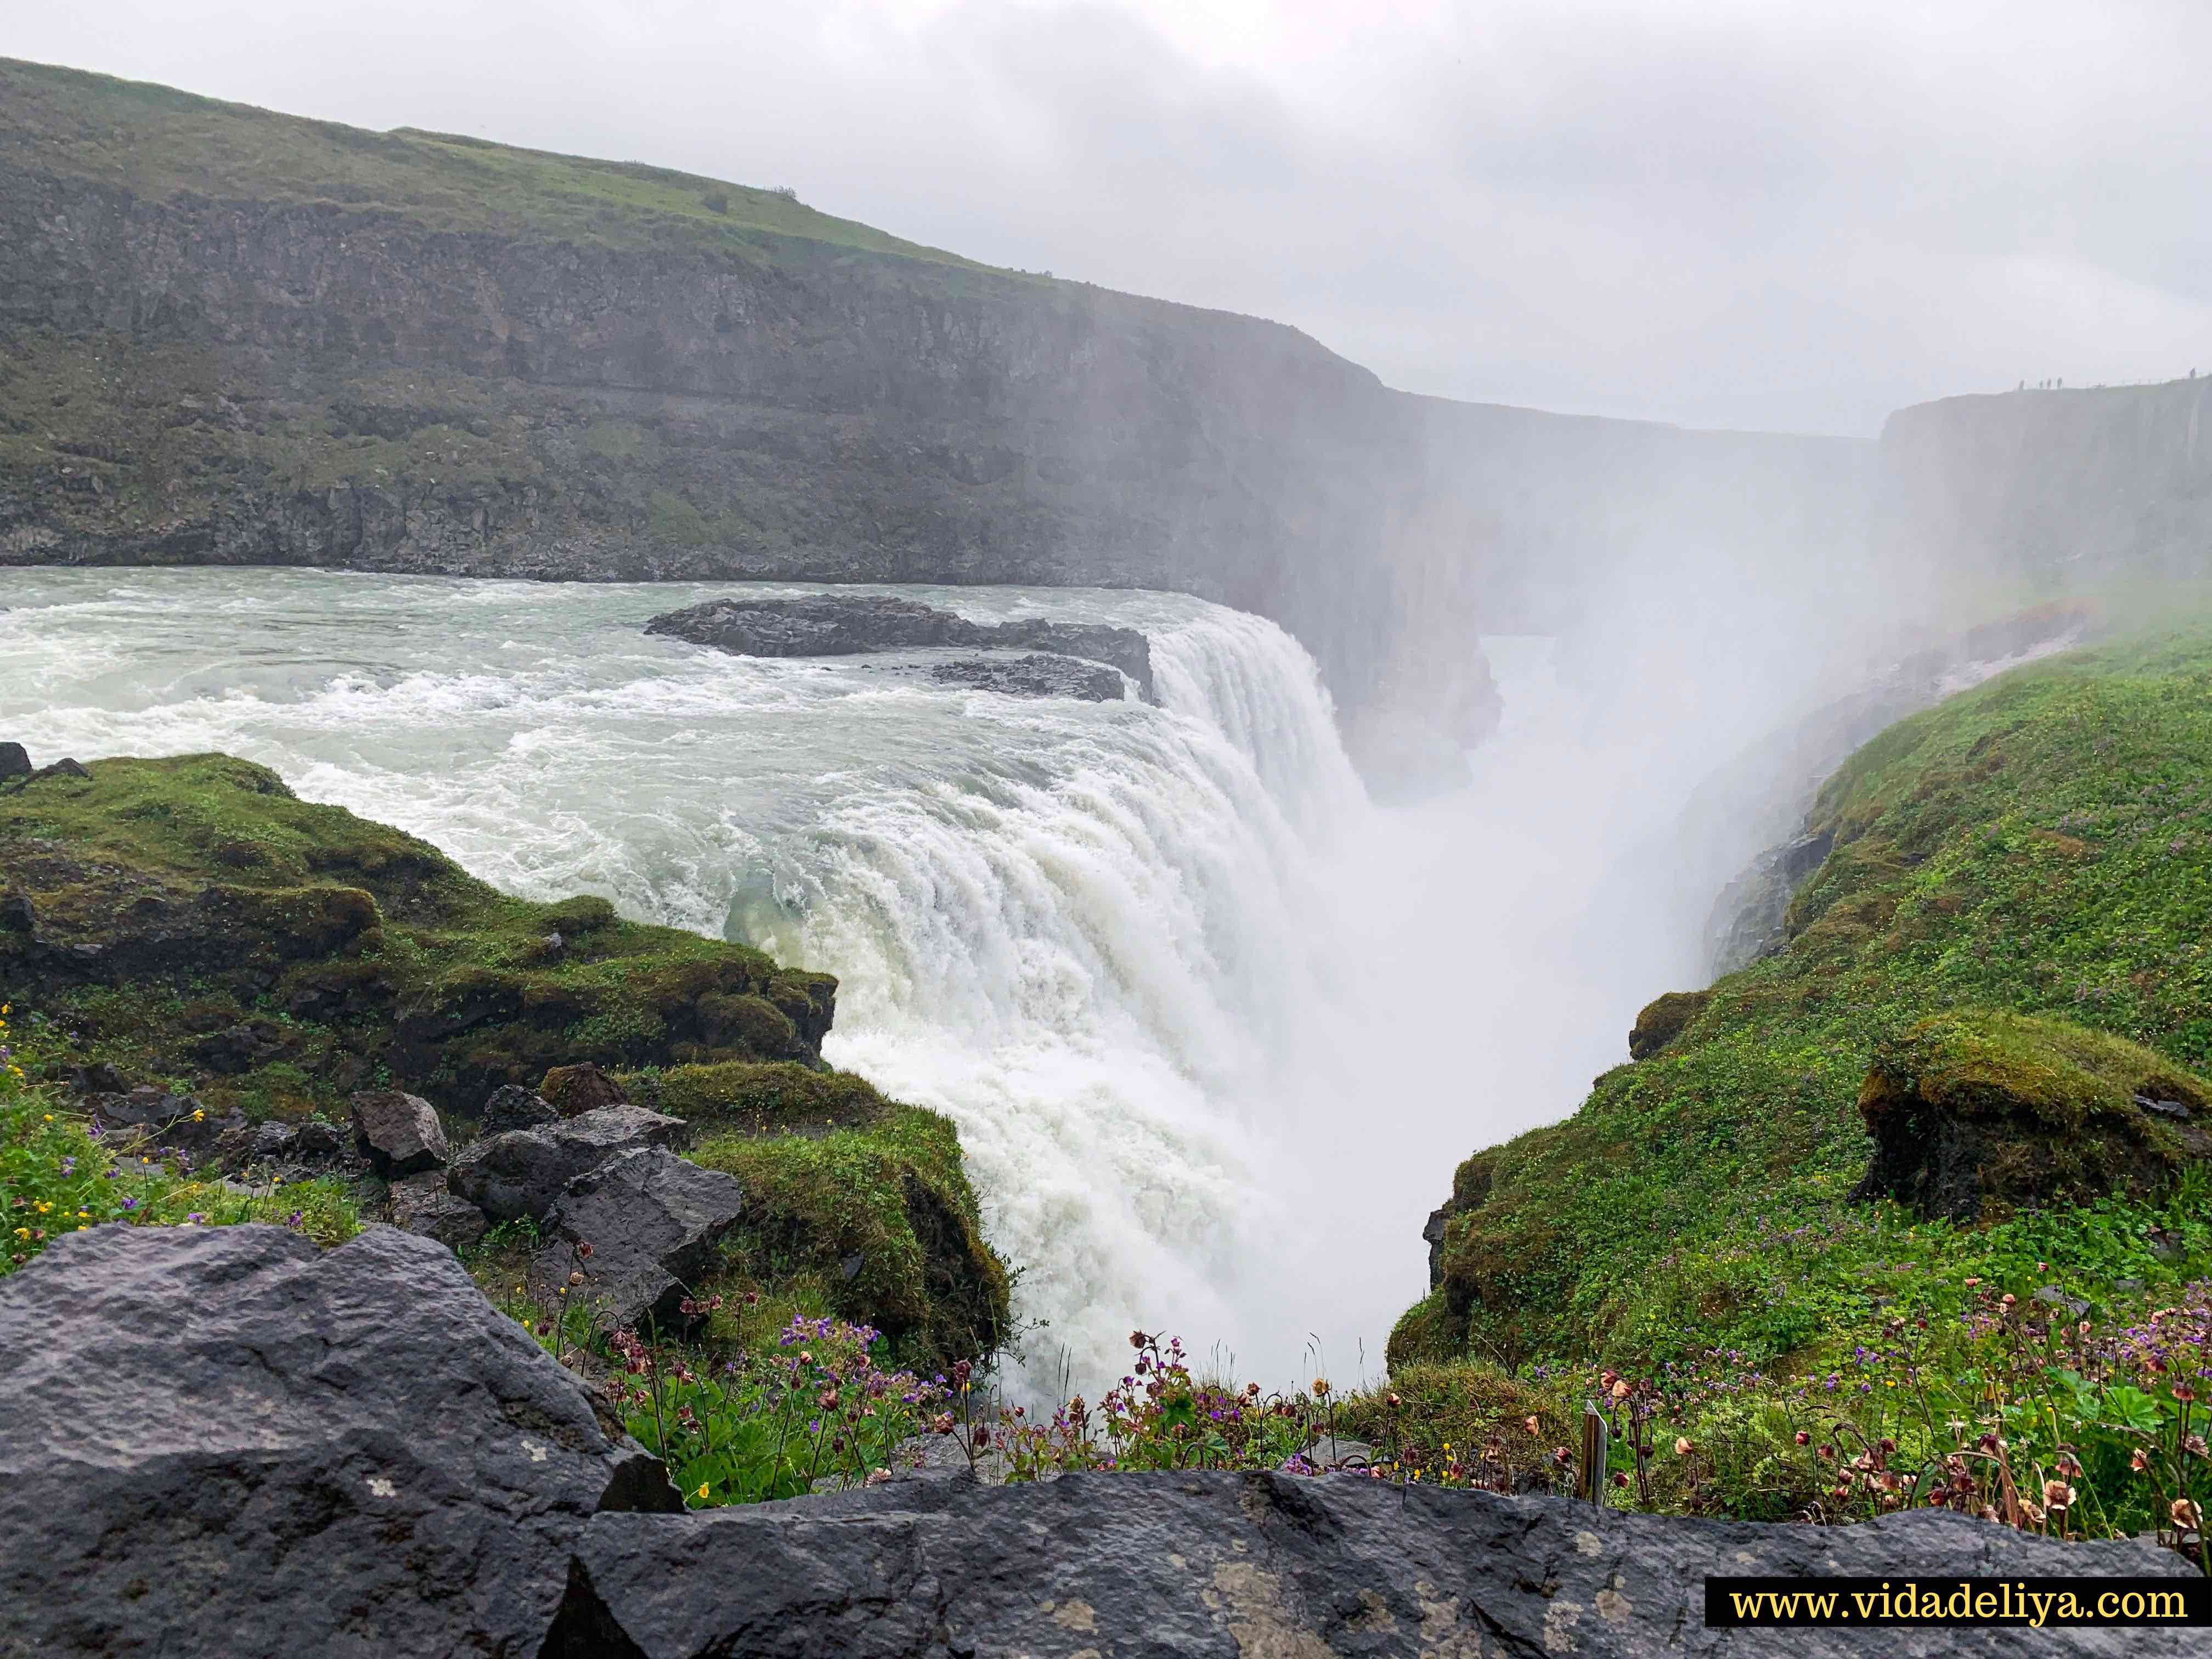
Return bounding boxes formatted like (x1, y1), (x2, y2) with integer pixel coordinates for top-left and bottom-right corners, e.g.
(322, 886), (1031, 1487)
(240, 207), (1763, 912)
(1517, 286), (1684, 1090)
(1882, 376), (2212, 588)
(0, 59), (1887, 790)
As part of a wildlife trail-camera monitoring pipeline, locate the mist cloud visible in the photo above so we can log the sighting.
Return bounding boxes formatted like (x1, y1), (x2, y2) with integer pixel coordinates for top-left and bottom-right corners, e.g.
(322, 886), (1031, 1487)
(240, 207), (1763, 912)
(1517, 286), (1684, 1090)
(10, 0), (2211, 433)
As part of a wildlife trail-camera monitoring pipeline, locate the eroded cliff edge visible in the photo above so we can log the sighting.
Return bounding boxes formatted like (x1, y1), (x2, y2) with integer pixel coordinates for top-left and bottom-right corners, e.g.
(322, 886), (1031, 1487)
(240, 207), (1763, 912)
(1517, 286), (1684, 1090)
(0, 58), (1883, 792)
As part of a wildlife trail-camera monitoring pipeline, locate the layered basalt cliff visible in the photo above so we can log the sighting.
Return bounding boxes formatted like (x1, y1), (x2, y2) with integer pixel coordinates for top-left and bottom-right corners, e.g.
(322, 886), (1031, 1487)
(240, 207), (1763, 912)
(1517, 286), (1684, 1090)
(0, 58), (1881, 790)
(1882, 375), (2212, 588)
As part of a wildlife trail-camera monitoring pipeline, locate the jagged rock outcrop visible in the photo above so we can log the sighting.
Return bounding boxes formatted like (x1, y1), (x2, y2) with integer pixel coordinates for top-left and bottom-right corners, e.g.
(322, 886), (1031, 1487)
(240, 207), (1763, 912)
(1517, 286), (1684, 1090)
(447, 1104), (690, 1223)
(388, 1169), (490, 1249)
(349, 1087), (450, 1177)
(527, 1146), (748, 1332)
(0, 1223), (681, 1659)
(645, 595), (1154, 702)
(481, 1081), (561, 1133)
(3, 1222), (2187, 1657)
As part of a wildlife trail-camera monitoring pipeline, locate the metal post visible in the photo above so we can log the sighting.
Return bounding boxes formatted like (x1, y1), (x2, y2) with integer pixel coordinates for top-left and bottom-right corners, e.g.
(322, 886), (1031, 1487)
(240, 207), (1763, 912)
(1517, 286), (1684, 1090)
(1581, 1401), (1610, 1505)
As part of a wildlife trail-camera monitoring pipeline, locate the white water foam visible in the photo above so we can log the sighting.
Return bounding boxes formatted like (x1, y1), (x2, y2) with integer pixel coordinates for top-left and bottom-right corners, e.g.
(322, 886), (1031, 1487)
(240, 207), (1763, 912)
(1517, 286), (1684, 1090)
(1, 570), (1405, 1390)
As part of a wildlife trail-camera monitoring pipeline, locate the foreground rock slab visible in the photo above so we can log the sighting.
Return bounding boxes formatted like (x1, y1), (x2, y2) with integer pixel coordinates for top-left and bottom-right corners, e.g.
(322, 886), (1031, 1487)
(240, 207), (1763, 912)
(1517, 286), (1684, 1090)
(0, 1223), (679, 1659)
(551, 1472), (2196, 1658)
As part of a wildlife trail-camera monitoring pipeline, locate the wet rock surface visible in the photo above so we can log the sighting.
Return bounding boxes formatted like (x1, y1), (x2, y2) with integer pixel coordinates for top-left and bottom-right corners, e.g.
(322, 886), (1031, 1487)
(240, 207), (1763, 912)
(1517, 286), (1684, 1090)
(929, 652), (1128, 701)
(550, 1470), (2192, 1658)
(646, 595), (1155, 702)
(0, 1223), (680, 1659)
(447, 1103), (689, 1222)
(528, 1146), (747, 1333)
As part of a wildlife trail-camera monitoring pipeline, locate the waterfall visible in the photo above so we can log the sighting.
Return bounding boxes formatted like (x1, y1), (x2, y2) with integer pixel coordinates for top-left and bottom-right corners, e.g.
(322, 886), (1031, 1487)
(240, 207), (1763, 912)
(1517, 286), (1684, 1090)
(2, 569), (1400, 1391)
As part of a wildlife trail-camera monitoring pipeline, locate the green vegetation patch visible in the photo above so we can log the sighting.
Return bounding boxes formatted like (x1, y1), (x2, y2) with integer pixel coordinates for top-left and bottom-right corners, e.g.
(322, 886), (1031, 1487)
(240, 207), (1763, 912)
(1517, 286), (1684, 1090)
(684, 1093), (1009, 1373)
(1, 1007), (358, 1277)
(0, 753), (836, 1116)
(0, 57), (995, 270)
(1417, 620), (2212, 1374)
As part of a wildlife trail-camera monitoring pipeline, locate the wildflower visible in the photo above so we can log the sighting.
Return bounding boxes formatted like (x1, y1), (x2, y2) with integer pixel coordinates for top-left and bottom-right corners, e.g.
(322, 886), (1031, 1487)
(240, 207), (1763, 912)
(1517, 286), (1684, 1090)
(1611, 1471), (1628, 1488)
(1312, 1378), (1330, 1398)
(1524, 1415), (1541, 1436)
(185, 1212), (206, 1224)
(2171, 1499), (2203, 1532)
(578, 1242), (594, 1258)
(1674, 1437), (1694, 1457)
(1385, 1392), (1402, 1409)
(2132, 1448), (2152, 1472)
(2043, 1480), (2075, 1510)
(191, 1109), (205, 1122)
(1610, 1378), (1630, 1402)
(1794, 1430), (1810, 1446)
(696, 1482), (709, 1500)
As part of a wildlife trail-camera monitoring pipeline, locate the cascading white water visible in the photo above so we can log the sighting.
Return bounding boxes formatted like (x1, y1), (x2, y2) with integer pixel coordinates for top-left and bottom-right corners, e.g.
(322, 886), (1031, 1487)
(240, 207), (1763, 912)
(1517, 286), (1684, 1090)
(1, 569), (1412, 1390)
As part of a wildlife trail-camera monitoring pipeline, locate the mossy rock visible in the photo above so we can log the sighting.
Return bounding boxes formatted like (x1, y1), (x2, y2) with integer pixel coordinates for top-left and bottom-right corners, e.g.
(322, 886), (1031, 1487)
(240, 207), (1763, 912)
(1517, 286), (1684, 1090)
(1628, 989), (1712, 1061)
(620, 1060), (894, 1137)
(684, 1095), (1011, 1372)
(1853, 1009), (2212, 1222)
(0, 754), (839, 1118)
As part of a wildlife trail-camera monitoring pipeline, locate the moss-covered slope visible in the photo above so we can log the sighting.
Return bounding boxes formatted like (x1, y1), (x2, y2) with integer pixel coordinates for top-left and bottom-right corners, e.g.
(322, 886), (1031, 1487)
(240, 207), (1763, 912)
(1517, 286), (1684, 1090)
(0, 753), (1011, 1364)
(1401, 622), (2212, 1373)
(0, 753), (836, 1114)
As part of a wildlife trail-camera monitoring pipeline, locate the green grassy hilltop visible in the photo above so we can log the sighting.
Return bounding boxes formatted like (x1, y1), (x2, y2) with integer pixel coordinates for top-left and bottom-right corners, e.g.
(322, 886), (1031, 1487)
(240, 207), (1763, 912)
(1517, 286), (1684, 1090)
(0, 58), (991, 270)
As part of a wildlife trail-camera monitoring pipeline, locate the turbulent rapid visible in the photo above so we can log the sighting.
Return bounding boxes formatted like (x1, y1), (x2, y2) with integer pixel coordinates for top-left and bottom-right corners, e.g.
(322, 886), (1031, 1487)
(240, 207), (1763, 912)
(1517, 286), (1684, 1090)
(1, 572), (1387, 1385)
(3, 569), (1753, 1391)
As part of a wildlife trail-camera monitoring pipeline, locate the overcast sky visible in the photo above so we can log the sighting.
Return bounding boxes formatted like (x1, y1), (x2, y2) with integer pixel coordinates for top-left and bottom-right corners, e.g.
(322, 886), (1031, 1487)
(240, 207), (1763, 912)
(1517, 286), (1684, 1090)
(12, 2), (2211, 436)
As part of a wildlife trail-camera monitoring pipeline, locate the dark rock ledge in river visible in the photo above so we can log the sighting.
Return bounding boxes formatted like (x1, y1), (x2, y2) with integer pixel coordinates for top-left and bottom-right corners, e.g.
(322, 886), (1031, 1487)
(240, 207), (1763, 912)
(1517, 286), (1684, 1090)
(645, 594), (1157, 703)
(2, 1225), (2192, 1658)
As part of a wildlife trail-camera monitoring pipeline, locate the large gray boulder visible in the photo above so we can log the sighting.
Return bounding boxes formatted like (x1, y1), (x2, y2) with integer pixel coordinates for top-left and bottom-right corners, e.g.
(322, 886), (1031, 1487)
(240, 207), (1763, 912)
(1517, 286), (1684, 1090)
(348, 1087), (449, 1177)
(549, 1470), (2196, 1657)
(528, 1147), (746, 1334)
(0, 1223), (679, 1658)
(447, 1103), (688, 1222)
